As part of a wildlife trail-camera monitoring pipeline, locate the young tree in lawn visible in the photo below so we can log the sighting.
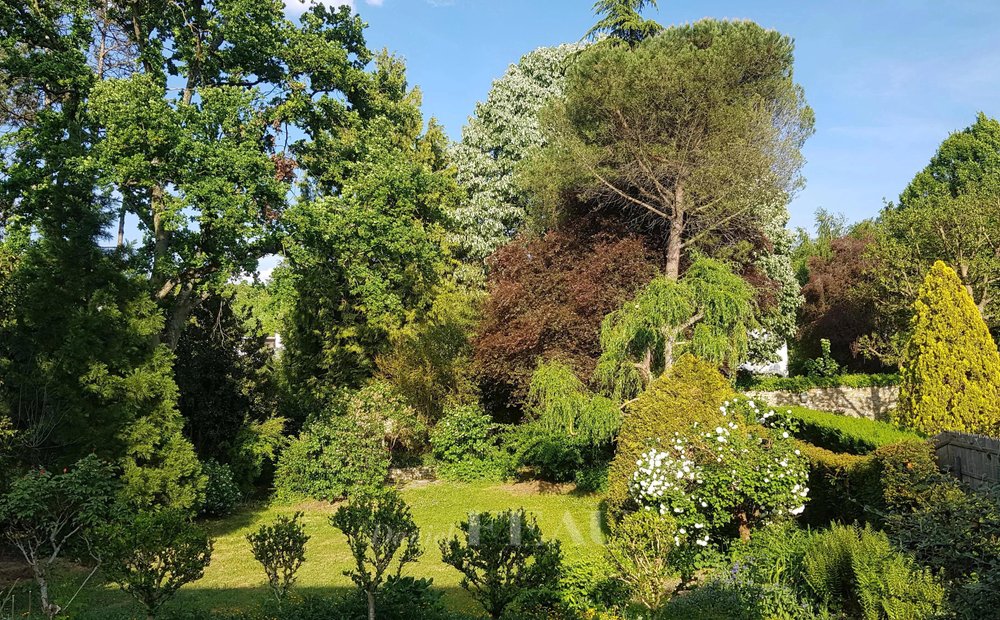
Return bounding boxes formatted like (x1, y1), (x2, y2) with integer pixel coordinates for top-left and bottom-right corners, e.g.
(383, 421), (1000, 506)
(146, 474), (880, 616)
(440, 509), (563, 619)
(896, 261), (1000, 436)
(331, 489), (422, 620)
(247, 512), (310, 604)
(97, 510), (213, 620)
(0, 456), (119, 620)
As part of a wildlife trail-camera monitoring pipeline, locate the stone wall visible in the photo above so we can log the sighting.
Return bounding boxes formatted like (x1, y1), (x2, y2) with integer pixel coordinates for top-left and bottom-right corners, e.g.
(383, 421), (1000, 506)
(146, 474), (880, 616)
(745, 385), (899, 421)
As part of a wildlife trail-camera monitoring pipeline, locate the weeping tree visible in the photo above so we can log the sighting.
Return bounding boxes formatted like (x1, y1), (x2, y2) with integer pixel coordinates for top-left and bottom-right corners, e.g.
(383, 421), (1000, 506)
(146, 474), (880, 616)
(595, 257), (755, 399)
(525, 360), (620, 447)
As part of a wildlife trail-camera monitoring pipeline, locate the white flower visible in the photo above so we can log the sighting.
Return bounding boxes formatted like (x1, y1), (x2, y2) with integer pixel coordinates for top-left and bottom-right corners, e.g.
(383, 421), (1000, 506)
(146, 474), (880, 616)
(790, 505), (805, 516)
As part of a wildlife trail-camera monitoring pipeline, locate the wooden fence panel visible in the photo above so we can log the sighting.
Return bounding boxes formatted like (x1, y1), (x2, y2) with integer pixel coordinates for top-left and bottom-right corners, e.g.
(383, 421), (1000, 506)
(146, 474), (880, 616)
(934, 431), (1000, 489)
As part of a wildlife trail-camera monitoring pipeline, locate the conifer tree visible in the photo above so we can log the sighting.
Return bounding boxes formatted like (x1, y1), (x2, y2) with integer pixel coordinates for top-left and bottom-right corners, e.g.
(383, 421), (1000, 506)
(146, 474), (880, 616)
(897, 261), (1000, 435)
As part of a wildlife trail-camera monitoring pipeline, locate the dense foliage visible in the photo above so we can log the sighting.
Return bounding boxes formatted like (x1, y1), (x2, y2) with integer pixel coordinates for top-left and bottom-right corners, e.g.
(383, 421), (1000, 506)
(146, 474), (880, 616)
(606, 355), (733, 517)
(97, 510), (213, 619)
(451, 43), (585, 264)
(473, 214), (659, 405)
(274, 410), (389, 501)
(897, 261), (1000, 435)
(440, 509), (563, 619)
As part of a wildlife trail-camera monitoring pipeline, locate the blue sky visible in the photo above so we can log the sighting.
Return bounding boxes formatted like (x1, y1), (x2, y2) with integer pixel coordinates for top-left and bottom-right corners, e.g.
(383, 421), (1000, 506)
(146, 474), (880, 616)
(289, 0), (1000, 232)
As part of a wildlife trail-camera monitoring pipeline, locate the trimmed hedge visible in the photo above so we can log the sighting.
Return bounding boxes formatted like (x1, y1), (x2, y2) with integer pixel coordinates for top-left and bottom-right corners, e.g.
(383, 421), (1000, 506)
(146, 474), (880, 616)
(738, 373), (899, 393)
(797, 442), (879, 526)
(797, 439), (939, 527)
(785, 406), (923, 455)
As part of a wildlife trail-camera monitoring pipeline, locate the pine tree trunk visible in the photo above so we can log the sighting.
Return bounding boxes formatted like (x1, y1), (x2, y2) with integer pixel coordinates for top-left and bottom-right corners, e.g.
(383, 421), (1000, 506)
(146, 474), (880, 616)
(665, 185), (684, 280)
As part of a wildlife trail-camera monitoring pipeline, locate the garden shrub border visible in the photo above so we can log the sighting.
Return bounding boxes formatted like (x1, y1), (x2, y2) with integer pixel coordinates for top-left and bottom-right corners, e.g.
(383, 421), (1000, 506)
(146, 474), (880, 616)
(786, 406), (923, 455)
(737, 373), (899, 393)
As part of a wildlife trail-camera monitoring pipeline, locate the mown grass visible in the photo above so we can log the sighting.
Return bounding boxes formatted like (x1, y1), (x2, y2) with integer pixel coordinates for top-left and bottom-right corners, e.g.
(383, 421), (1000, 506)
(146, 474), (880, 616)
(4, 480), (606, 619)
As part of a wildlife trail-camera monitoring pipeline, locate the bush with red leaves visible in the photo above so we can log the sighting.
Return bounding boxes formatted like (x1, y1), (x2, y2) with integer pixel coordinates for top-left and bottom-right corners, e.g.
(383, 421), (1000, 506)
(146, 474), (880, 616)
(473, 216), (659, 410)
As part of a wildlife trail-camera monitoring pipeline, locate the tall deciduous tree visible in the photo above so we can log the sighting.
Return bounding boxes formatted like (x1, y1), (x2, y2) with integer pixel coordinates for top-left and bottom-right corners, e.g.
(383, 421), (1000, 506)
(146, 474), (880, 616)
(863, 114), (1000, 364)
(896, 261), (1000, 436)
(473, 214), (660, 406)
(451, 43), (584, 265)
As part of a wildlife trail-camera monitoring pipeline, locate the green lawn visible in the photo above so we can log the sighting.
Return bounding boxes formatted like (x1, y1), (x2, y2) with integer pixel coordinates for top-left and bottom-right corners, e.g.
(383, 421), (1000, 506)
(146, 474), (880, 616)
(9, 480), (606, 619)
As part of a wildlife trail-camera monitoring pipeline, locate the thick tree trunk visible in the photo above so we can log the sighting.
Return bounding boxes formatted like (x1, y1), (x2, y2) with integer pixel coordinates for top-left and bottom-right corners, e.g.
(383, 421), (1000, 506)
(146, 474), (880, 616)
(367, 590), (376, 620)
(665, 185), (684, 280)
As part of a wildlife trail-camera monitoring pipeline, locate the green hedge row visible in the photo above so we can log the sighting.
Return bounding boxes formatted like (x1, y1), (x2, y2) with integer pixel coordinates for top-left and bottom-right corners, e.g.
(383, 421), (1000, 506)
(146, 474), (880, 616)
(785, 406), (923, 455)
(797, 440), (934, 527)
(738, 373), (899, 393)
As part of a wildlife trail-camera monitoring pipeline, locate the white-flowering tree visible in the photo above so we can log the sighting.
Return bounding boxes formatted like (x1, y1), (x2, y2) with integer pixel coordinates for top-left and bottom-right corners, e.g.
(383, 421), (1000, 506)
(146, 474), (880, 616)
(451, 43), (585, 264)
(630, 397), (809, 547)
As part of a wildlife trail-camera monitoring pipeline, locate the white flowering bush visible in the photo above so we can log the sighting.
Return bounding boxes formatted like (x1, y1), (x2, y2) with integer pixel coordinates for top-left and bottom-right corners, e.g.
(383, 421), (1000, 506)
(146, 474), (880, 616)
(630, 397), (809, 551)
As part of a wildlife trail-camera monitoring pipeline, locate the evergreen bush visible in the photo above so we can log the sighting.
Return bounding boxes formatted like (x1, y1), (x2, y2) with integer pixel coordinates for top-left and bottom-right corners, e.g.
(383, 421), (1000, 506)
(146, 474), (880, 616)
(897, 261), (1000, 435)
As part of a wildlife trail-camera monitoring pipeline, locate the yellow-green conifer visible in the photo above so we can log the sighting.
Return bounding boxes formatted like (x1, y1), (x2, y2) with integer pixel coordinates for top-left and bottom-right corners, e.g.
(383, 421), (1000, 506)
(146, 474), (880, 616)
(897, 261), (1000, 435)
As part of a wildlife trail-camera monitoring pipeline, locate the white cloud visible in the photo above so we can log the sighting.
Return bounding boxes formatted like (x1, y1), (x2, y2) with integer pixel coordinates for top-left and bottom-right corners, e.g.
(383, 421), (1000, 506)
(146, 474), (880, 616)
(366, 0), (384, 6)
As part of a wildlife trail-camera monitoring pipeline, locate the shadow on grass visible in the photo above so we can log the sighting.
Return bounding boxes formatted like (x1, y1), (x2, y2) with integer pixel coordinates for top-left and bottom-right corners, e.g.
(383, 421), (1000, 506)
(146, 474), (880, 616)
(6, 580), (484, 620)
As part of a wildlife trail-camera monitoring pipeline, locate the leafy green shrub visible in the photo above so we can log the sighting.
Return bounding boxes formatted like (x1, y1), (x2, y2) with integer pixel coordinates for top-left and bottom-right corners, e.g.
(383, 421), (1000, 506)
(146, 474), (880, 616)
(737, 372), (899, 392)
(785, 407), (923, 455)
(97, 509), (213, 619)
(515, 428), (585, 483)
(247, 512), (309, 603)
(795, 442), (878, 526)
(630, 397), (810, 554)
(658, 571), (807, 620)
(558, 556), (628, 615)
(803, 338), (840, 378)
(199, 459), (242, 517)
(0, 455), (119, 619)
(607, 354), (733, 519)
(331, 489), (422, 620)
(574, 463), (609, 494)
(605, 510), (680, 610)
(274, 413), (389, 501)
(897, 261), (1000, 435)
(875, 441), (1000, 617)
(430, 403), (513, 481)
(440, 509), (563, 619)
(348, 381), (427, 457)
(724, 522), (945, 620)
